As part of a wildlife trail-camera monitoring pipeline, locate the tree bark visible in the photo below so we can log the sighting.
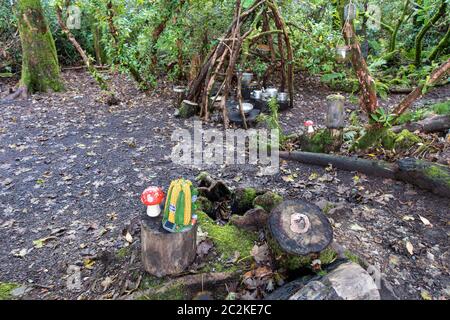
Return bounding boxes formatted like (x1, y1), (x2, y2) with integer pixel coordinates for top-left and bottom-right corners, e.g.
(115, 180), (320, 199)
(390, 0), (410, 52)
(141, 215), (197, 277)
(393, 58), (450, 116)
(15, 0), (63, 93)
(392, 114), (450, 133)
(414, 0), (447, 66)
(280, 151), (450, 198)
(343, 21), (378, 114)
(428, 26), (450, 62)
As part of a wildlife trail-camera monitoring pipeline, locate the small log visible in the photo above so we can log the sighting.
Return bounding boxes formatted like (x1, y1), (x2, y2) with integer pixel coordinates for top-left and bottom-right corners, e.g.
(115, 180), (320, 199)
(269, 200), (333, 256)
(141, 215), (197, 277)
(279, 151), (397, 178)
(392, 114), (450, 133)
(280, 151), (450, 198)
(176, 100), (199, 118)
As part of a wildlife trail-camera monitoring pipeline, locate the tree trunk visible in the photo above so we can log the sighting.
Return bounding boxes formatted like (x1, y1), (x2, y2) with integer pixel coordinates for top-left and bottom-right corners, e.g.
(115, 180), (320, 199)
(428, 26), (450, 62)
(390, 0), (410, 52)
(414, 0), (447, 66)
(343, 21), (378, 114)
(141, 215), (197, 277)
(15, 0), (63, 93)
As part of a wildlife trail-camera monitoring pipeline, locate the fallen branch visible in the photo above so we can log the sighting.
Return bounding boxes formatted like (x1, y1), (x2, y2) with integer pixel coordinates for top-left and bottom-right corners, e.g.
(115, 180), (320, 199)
(280, 151), (450, 198)
(392, 114), (450, 133)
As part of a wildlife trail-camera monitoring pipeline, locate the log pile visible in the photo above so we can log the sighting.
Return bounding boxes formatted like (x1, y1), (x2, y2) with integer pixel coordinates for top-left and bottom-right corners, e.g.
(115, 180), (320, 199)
(185, 0), (294, 127)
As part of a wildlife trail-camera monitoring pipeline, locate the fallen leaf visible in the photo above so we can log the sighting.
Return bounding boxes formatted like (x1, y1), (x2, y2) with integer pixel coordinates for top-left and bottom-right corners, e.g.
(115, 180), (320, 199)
(124, 232), (133, 243)
(418, 215), (432, 226)
(402, 215), (415, 221)
(197, 240), (214, 257)
(421, 290), (432, 300)
(406, 241), (414, 255)
(251, 244), (270, 264)
(84, 258), (95, 269)
(350, 224), (367, 232)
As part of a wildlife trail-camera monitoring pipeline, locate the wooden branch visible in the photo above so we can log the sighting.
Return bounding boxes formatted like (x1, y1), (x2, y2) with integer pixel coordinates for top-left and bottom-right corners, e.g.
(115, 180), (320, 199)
(280, 151), (450, 198)
(392, 114), (450, 133)
(393, 58), (450, 116)
(343, 21), (378, 114)
(236, 71), (248, 129)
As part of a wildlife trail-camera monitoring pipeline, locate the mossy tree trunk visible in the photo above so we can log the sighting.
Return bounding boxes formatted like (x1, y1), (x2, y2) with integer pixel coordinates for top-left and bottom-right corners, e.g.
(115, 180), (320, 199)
(15, 0), (63, 94)
(414, 0), (447, 66)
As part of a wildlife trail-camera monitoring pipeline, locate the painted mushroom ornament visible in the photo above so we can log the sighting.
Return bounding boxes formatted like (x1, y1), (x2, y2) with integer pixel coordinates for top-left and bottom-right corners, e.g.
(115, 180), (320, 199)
(141, 187), (165, 217)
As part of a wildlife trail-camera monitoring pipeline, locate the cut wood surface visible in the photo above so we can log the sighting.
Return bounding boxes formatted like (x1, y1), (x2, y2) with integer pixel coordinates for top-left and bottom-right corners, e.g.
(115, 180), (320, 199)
(269, 200), (333, 255)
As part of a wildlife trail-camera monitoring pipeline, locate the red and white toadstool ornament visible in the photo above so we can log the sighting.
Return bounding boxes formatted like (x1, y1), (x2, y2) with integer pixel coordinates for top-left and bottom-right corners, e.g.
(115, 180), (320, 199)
(304, 120), (315, 134)
(141, 186), (165, 217)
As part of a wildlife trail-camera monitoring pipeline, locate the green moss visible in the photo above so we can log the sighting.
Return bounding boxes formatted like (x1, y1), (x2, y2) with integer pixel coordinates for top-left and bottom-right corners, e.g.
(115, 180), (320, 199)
(396, 101), (450, 126)
(425, 164), (450, 188)
(140, 275), (166, 291)
(197, 211), (257, 260)
(344, 250), (361, 264)
(196, 196), (214, 215)
(352, 127), (387, 150)
(138, 284), (186, 300)
(253, 191), (283, 213)
(392, 129), (421, 150)
(0, 283), (20, 300)
(231, 188), (257, 214)
(267, 233), (337, 271)
(432, 100), (450, 115)
(116, 247), (130, 260)
(302, 129), (335, 153)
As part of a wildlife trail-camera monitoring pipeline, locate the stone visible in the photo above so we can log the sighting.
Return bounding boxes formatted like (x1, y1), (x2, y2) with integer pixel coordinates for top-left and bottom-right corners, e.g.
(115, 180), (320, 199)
(267, 261), (380, 300)
(230, 208), (269, 231)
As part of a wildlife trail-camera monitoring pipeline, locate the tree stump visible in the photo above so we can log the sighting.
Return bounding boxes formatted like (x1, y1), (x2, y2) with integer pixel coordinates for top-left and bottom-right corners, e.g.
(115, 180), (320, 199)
(269, 200), (333, 256)
(141, 215), (197, 277)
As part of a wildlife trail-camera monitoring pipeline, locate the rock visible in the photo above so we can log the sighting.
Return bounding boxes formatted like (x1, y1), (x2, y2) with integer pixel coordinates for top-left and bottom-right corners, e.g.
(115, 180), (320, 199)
(193, 291), (214, 300)
(253, 191), (283, 213)
(11, 285), (32, 298)
(267, 261), (380, 300)
(231, 187), (258, 215)
(230, 208), (268, 231)
(327, 203), (347, 215)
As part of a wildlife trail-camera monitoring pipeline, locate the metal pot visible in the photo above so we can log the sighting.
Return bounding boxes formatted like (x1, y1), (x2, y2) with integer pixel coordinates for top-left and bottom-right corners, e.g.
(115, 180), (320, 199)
(252, 90), (262, 100)
(266, 88), (278, 98)
(236, 102), (254, 114)
(173, 86), (186, 93)
(278, 92), (288, 102)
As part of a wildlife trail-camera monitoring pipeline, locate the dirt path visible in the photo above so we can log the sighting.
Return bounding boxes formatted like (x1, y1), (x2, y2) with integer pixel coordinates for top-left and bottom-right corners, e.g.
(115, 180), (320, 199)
(0, 71), (448, 300)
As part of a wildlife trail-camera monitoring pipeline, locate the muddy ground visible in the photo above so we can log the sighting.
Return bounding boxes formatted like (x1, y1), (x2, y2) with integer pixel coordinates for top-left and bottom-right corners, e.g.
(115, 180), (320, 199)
(0, 71), (448, 300)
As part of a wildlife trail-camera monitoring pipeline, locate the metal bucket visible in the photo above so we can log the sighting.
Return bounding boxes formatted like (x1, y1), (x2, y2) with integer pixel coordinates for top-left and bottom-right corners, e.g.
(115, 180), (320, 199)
(241, 73), (253, 86)
(278, 92), (288, 102)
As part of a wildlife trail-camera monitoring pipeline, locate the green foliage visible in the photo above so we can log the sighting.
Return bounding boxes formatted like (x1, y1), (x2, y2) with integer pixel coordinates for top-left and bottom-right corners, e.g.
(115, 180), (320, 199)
(369, 108), (396, 128)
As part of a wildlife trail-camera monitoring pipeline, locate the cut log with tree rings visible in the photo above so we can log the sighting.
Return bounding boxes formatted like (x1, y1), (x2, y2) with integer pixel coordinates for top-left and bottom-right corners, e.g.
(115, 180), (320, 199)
(269, 200), (333, 256)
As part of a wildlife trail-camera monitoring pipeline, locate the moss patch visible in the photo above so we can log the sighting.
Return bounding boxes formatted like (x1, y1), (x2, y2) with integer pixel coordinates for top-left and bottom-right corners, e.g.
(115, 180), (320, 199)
(253, 192), (283, 213)
(197, 211), (257, 260)
(0, 283), (20, 300)
(138, 284), (186, 300)
(116, 247), (130, 260)
(425, 164), (450, 188)
(300, 129), (335, 153)
(267, 233), (337, 271)
(344, 250), (362, 264)
(230, 188), (258, 215)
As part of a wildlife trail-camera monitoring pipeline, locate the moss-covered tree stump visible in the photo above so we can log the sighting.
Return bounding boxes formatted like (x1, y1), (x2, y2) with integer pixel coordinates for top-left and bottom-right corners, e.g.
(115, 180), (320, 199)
(268, 200), (333, 260)
(141, 215), (197, 277)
